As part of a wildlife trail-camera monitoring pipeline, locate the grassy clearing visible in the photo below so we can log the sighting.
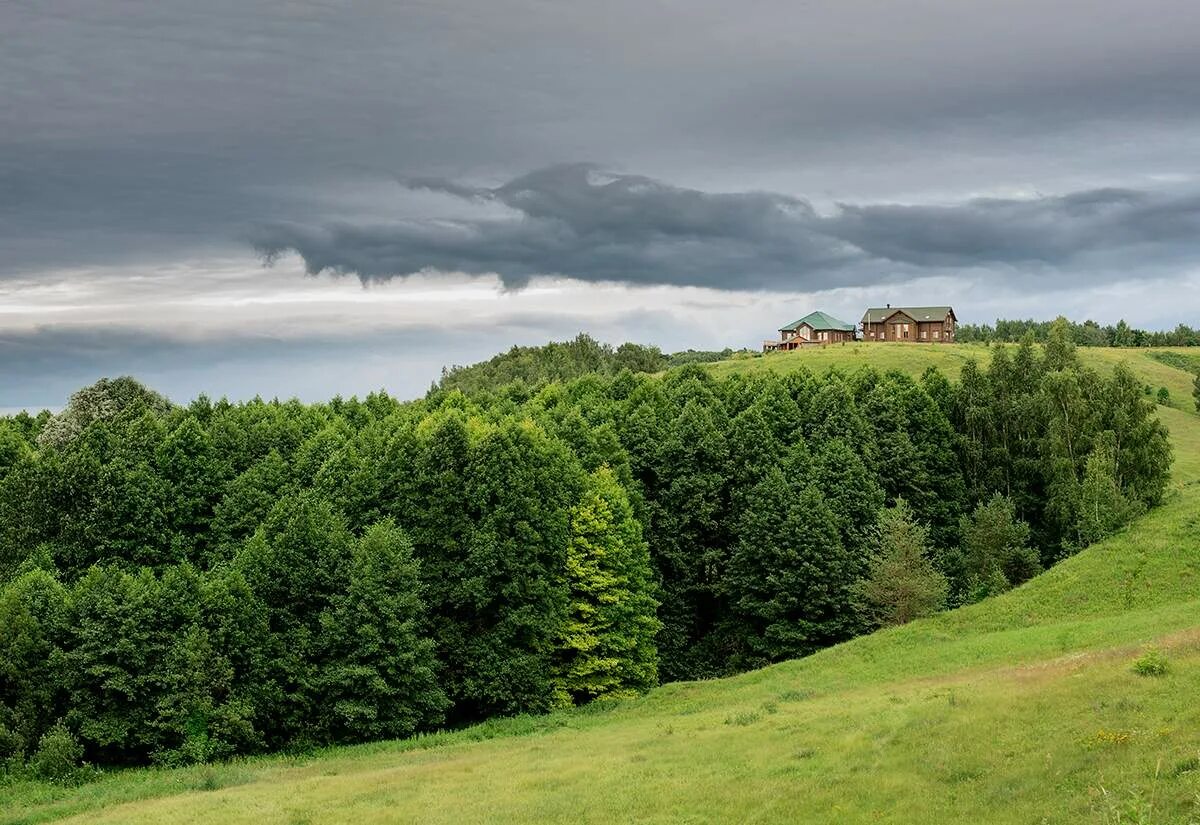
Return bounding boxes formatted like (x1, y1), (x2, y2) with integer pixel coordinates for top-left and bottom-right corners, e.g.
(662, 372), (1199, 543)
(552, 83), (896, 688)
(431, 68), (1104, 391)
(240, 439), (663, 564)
(6, 346), (1200, 824)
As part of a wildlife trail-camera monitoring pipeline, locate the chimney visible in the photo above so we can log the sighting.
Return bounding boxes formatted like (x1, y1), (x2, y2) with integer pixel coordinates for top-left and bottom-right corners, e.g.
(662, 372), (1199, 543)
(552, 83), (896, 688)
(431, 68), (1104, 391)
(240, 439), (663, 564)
(886, 302), (891, 308)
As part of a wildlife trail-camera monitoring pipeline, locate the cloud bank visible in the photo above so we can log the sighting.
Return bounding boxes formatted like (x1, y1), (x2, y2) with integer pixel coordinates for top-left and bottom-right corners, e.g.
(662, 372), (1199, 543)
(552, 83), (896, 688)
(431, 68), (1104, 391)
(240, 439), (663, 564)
(252, 165), (1200, 291)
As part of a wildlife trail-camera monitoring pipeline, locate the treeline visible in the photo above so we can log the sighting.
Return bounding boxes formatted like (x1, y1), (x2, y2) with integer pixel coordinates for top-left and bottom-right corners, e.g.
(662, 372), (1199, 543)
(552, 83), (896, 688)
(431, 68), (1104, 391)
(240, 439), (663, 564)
(436, 333), (740, 394)
(0, 323), (1171, 775)
(958, 318), (1200, 347)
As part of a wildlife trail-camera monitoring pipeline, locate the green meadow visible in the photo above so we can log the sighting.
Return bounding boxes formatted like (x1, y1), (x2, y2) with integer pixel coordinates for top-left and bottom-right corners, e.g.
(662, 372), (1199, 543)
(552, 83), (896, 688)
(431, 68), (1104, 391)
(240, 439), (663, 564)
(5, 344), (1200, 824)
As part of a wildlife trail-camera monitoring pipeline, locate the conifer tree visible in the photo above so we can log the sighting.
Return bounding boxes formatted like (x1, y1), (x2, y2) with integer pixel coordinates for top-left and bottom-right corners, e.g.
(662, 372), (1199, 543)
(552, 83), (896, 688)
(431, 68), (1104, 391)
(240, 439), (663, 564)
(556, 468), (660, 704)
(861, 499), (947, 626)
(652, 396), (730, 680)
(959, 493), (1039, 601)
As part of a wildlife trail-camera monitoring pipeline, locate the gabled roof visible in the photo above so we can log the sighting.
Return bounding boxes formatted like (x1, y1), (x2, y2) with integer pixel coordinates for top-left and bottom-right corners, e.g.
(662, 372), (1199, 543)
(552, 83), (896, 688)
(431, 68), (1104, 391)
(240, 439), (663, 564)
(780, 310), (856, 332)
(861, 306), (955, 324)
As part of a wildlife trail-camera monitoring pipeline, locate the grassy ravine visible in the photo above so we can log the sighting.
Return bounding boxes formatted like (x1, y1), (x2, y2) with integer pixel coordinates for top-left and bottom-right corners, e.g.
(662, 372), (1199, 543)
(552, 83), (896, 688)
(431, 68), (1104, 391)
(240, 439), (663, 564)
(6, 346), (1200, 824)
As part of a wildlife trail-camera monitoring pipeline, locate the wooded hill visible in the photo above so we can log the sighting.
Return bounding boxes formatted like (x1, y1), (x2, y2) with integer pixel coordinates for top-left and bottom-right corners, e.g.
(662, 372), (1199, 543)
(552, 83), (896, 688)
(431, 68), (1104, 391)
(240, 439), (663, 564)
(0, 321), (1174, 778)
(2, 333), (1199, 823)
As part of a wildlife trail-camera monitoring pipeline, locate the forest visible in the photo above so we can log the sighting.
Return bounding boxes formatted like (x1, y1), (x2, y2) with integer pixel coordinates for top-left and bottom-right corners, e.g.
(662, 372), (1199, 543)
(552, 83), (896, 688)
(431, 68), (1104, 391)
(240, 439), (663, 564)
(436, 335), (736, 394)
(0, 322), (1172, 777)
(956, 317), (1200, 347)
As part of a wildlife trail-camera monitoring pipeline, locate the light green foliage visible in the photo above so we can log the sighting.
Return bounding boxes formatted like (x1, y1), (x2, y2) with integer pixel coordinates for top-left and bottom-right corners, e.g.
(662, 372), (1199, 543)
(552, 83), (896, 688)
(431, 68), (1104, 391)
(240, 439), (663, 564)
(29, 721), (82, 782)
(0, 339), (1185, 792)
(861, 499), (948, 626)
(556, 468), (660, 704)
(1131, 647), (1169, 677)
(1075, 434), (1143, 547)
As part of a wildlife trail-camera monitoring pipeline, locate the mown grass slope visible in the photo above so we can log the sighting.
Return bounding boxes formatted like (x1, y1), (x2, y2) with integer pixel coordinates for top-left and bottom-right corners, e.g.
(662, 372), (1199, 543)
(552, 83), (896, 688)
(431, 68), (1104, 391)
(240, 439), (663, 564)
(6, 345), (1200, 825)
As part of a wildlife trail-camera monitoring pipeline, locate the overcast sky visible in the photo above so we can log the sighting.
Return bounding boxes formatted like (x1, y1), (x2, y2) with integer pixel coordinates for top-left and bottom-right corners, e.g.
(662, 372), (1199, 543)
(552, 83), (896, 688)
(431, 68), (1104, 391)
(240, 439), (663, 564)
(5, 0), (1200, 410)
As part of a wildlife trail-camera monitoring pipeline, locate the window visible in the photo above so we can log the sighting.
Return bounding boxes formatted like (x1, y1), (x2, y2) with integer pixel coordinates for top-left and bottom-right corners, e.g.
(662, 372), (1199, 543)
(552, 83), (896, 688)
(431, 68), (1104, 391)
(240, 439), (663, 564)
(921, 329), (928, 339)
(934, 329), (940, 339)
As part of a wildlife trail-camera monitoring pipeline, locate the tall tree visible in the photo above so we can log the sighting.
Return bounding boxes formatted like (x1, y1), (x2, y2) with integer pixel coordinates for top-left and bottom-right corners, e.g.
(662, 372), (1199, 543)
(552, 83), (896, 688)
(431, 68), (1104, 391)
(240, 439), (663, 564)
(860, 499), (947, 626)
(315, 520), (448, 743)
(458, 420), (583, 717)
(959, 494), (1039, 601)
(727, 470), (857, 668)
(556, 468), (660, 704)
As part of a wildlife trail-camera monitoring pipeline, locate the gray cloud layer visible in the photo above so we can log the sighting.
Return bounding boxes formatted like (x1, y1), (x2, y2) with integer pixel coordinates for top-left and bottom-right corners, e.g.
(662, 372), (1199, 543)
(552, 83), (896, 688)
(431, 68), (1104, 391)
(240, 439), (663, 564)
(5, 1), (1200, 278)
(252, 165), (1200, 291)
(5, 1), (1200, 407)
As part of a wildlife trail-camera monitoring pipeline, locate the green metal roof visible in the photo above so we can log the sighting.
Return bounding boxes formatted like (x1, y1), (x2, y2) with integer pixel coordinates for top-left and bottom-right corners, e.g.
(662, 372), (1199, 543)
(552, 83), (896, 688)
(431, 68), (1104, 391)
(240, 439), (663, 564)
(780, 310), (856, 332)
(860, 306), (955, 323)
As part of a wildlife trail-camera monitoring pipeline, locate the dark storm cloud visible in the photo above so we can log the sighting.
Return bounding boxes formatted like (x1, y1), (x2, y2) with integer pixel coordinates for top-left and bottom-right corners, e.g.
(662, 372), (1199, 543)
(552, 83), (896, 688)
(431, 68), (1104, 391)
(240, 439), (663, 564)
(252, 165), (1200, 291)
(4, 1), (1200, 278)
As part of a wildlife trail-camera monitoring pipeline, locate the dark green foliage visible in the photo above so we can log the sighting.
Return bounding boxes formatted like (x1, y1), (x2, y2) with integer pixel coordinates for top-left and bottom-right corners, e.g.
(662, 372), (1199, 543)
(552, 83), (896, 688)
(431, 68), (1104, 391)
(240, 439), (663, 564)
(436, 333), (667, 394)
(1156, 387), (1170, 405)
(0, 569), (68, 760)
(958, 317), (1200, 347)
(1195, 372), (1200, 411)
(457, 420), (584, 716)
(0, 337), (1175, 771)
(649, 395), (730, 681)
(315, 521), (447, 742)
(209, 449), (290, 557)
(727, 470), (860, 667)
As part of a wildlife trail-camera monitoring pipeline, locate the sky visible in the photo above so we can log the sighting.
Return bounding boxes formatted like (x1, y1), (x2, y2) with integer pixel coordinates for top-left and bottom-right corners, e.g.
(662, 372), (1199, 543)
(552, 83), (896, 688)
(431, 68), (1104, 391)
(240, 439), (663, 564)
(4, 0), (1200, 410)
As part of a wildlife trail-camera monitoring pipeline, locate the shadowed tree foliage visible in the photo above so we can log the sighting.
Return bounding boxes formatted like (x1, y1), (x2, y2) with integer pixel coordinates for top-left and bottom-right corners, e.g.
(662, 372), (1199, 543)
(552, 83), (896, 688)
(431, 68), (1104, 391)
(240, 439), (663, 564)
(727, 469), (860, 667)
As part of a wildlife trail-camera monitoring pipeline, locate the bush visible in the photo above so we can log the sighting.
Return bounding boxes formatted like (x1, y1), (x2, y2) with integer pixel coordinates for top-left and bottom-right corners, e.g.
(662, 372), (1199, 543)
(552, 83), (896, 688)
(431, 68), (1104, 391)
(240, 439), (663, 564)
(1156, 387), (1170, 405)
(1132, 648), (1169, 677)
(29, 722), (83, 782)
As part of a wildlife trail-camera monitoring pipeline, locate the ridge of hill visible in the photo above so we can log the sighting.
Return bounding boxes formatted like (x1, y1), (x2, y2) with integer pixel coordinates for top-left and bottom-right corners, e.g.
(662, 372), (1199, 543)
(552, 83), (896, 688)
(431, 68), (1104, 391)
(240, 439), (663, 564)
(6, 345), (1200, 824)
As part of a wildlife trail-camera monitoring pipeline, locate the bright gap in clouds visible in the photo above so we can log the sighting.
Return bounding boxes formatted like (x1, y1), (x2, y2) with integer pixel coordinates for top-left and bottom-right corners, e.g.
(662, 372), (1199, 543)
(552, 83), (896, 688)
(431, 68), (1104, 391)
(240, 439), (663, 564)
(4, 252), (1200, 413)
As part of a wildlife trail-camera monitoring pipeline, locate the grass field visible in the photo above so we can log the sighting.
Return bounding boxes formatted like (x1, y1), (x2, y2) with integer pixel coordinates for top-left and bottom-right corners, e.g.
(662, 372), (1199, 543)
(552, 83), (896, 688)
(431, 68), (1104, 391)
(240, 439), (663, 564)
(5, 345), (1200, 824)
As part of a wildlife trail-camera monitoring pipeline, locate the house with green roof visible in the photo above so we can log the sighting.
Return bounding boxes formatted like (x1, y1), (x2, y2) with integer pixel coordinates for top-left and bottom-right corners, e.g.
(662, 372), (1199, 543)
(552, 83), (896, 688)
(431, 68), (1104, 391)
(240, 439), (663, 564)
(763, 311), (856, 351)
(860, 305), (957, 343)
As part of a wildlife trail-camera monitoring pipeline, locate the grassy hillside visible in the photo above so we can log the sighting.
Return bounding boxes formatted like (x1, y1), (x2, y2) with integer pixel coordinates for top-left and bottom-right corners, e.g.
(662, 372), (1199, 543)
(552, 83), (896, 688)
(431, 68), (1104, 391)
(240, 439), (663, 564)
(6, 346), (1200, 825)
(711, 343), (1200, 412)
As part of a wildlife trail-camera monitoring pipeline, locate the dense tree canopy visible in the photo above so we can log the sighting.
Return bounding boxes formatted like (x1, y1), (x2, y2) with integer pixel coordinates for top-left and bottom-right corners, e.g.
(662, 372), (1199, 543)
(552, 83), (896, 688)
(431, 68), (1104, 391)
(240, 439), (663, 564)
(0, 337), (1173, 773)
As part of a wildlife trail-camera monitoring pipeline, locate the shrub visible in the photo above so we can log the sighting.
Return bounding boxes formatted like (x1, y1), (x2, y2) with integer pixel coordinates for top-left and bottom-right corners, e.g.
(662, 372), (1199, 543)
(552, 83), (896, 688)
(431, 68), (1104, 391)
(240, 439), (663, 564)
(1156, 387), (1170, 405)
(1132, 648), (1169, 677)
(30, 722), (83, 782)
(724, 711), (761, 727)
